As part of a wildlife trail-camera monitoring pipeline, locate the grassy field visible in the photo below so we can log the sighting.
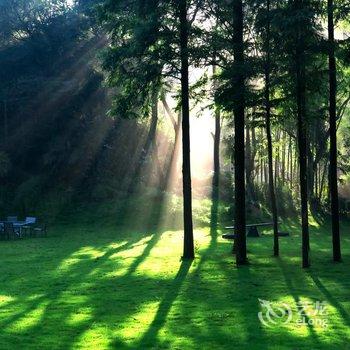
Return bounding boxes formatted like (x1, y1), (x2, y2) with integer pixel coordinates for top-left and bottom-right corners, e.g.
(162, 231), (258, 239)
(0, 212), (350, 349)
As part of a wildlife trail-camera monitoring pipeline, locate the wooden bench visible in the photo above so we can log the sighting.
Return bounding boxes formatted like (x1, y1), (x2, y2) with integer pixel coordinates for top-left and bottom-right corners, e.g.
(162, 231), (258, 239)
(222, 222), (289, 240)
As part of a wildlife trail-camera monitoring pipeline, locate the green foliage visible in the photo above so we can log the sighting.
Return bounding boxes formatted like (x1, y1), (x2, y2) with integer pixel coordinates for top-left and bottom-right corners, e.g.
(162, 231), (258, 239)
(13, 176), (45, 213)
(97, 0), (206, 118)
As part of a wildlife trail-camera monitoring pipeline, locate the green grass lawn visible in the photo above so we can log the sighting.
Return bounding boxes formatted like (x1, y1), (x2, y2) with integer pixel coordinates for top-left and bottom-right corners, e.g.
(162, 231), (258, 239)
(0, 215), (350, 349)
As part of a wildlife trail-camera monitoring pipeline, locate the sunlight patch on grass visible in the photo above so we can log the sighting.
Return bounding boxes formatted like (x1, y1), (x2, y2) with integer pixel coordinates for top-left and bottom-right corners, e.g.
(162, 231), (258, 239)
(10, 300), (49, 332)
(0, 295), (16, 306)
(57, 246), (107, 272)
(66, 307), (93, 326)
(76, 325), (111, 350)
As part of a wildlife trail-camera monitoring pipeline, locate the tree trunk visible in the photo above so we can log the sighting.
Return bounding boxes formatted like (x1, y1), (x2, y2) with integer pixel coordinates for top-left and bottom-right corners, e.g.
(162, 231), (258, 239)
(246, 119), (255, 202)
(251, 126), (257, 184)
(212, 66), (221, 191)
(274, 129), (280, 187)
(289, 138), (293, 186)
(295, 0), (310, 268)
(179, 0), (194, 259)
(264, 0), (279, 256)
(281, 131), (286, 186)
(233, 0), (247, 265)
(128, 86), (159, 193)
(328, 0), (341, 262)
(3, 99), (8, 145)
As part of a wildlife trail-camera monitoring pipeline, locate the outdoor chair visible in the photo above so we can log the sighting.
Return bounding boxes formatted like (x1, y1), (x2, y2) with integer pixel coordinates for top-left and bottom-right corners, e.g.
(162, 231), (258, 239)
(22, 217), (37, 237)
(0, 223), (6, 240)
(32, 223), (47, 237)
(3, 222), (18, 240)
(25, 217), (37, 224)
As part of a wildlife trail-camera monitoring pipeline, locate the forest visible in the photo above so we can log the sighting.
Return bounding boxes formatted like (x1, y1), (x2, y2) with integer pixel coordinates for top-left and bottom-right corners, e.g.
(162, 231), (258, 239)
(0, 0), (350, 349)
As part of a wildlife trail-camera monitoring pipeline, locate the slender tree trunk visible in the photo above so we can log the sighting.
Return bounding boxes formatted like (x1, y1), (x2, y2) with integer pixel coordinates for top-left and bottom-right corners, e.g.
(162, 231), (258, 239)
(264, 0), (279, 256)
(295, 150), (299, 190)
(212, 66), (221, 191)
(251, 126), (257, 184)
(246, 119), (255, 202)
(233, 0), (247, 265)
(328, 0), (341, 262)
(281, 132), (286, 185)
(290, 139), (294, 186)
(264, 161), (269, 185)
(179, 0), (194, 259)
(128, 87), (159, 193)
(319, 161), (327, 202)
(287, 136), (291, 183)
(162, 111), (182, 191)
(274, 130), (280, 187)
(295, 0), (310, 268)
(3, 99), (8, 145)
(162, 95), (177, 131)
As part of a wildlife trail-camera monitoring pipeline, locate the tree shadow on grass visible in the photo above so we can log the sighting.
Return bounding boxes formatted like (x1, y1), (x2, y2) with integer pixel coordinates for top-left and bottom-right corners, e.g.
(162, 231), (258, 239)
(0, 227), (166, 349)
(0, 237), (138, 321)
(277, 258), (322, 347)
(135, 260), (192, 348)
(307, 269), (350, 328)
(111, 183), (220, 349)
(1, 209), (349, 349)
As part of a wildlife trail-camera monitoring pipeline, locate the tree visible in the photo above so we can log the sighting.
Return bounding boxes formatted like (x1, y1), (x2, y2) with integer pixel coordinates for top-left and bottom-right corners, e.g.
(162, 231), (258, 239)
(327, 0), (341, 262)
(232, 0), (247, 265)
(98, 0), (200, 259)
(179, 0), (195, 259)
(294, 0), (310, 268)
(207, 0), (250, 265)
(262, 0), (279, 256)
(212, 65), (221, 193)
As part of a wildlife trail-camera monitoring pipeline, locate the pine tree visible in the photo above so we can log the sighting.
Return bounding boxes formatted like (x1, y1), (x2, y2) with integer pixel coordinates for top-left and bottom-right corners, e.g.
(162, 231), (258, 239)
(263, 0), (279, 257)
(232, 0), (247, 265)
(294, 0), (310, 268)
(179, 0), (195, 259)
(98, 0), (199, 259)
(328, 0), (341, 262)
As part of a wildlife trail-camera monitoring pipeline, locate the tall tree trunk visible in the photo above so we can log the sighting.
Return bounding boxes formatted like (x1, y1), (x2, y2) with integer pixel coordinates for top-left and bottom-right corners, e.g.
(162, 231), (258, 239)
(287, 135), (291, 183)
(274, 129), (280, 187)
(295, 0), (310, 268)
(246, 119), (255, 202)
(3, 99), (8, 145)
(264, 0), (279, 256)
(161, 111), (182, 191)
(212, 66), (221, 191)
(319, 161), (327, 203)
(307, 144), (317, 214)
(128, 87), (159, 193)
(179, 0), (194, 259)
(233, 0), (247, 265)
(251, 125), (257, 184)
(281, 131), (286, 185)
(328, 0), (341, 262)
(289, 138), (294, 186)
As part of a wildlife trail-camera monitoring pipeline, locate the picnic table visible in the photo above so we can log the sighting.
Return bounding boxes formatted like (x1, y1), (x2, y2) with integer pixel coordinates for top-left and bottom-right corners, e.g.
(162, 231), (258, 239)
(0, 221), (26, 236)
(0, 221), (26, 227)
(0, 217), (39, 239)
(222, 222), (288, 240)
